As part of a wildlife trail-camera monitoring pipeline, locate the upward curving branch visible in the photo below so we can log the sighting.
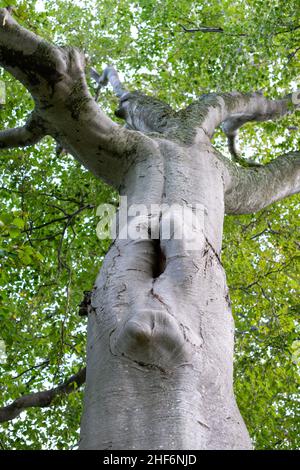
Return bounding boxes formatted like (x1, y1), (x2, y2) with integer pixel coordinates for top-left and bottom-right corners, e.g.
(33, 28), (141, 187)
(0, 8), (142, 188)
(91, 66), (129, 100)
(181, 91), (297, 139)
(91, 65), (177, 134)
(0, 8), (67, 95)
(223, 151), (300, 214)
(0, 367), (86, 423)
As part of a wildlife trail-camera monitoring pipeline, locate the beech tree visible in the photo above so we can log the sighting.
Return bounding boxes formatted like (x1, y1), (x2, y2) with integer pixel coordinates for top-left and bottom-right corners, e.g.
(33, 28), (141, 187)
(0, 0), (299, 450)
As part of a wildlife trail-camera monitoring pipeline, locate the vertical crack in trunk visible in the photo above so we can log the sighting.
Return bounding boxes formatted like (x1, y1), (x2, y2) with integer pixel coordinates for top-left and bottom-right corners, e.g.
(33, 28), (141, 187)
(152, 238), (166, 278)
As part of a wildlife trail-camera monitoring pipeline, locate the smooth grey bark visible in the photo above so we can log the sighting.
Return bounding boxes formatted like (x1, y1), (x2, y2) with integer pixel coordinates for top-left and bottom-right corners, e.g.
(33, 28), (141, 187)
(0, 8), (299, 449)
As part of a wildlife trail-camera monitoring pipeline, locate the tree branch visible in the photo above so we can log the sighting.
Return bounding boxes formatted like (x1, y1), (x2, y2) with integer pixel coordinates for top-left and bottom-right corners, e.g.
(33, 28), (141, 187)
(0, 112), (47, 149)
(179, 21), (299, 37)
(91, 65), (175, 134)
(0, 367), (86, 423)
(91, 65), (128, 100)
(11, 359), (49, 380)
(180, 23), (224, 34)
(224, 151), (300, 214)
(222, 112), (266, 167)
(175, 90), (298, 156)
(0, 7), (143, 188)
(0, 7), (67, 94)
(219, 92), (299, 166)
(201, 91), (297, 138)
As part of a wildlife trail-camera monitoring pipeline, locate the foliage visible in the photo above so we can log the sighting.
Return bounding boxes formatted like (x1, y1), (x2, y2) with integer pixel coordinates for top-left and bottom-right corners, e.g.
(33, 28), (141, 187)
(0, 0), (299, 450)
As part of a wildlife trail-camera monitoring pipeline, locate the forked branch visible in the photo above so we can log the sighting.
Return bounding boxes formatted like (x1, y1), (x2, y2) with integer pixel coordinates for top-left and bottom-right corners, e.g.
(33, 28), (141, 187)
(177, 90), (298, 163)
(0, 7), (141, 187)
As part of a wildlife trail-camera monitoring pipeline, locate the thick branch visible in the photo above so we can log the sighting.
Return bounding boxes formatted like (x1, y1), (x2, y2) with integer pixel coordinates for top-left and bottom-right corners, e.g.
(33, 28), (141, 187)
(0, 8), (67, 94)
(198, 92), (295, 138)
(0, 112), (46, 149)
(224, 151), (300, 214)
(172, 90), (299, 151)
(0, 8), (143, 188)
(91, 65), (175, 134)
(0, 367), (86, 423)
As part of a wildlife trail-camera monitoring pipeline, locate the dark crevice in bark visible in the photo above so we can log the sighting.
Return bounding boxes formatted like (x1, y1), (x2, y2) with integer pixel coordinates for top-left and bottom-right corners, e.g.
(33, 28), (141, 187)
(123, 356), (167, 374)
(78, 290), (96, 317)
(152, 239), (166, 278)
(204, 237), (222, 265)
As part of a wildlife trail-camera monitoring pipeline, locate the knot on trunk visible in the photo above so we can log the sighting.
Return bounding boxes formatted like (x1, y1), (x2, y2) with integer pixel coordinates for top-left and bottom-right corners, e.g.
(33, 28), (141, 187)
(109, 308), (192, 370)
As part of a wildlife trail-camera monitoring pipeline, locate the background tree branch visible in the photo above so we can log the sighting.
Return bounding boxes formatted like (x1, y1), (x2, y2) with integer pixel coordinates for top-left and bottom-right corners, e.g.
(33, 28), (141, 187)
(0, 367), (86, 423)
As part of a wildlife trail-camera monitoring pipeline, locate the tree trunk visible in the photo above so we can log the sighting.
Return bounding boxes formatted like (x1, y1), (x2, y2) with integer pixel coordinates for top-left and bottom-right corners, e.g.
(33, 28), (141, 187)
(79, 138), (252, 450)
